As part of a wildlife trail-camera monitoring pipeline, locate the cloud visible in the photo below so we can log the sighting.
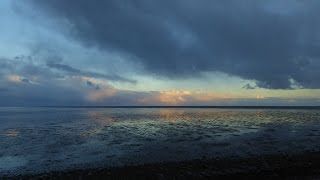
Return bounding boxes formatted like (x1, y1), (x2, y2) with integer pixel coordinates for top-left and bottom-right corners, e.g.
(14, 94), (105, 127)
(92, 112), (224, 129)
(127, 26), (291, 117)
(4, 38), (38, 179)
(0, 56), (62, 80)
(23, 0), (320, 89)
(0, 56), (133, 106)
(136, 90), (234, 105)
(87, 88), (234, 105)
(242, 83), (256, 90)
(47, 62), (136, 83)
(86, 80), (100, 90)
(6, 75), (25, 83)
(138, 90), (192, 105)
(0, 55), (136, 84)
(0, 72), (319, 106)
(84, 87), (320, 106)
(256, 95), (265, 99)
(6, 74), (37, 84)
(87, 88), (118, 102)
(1, 1), (320, 106)
(46, 62), (81, 73)
(0, 78), (86, 107)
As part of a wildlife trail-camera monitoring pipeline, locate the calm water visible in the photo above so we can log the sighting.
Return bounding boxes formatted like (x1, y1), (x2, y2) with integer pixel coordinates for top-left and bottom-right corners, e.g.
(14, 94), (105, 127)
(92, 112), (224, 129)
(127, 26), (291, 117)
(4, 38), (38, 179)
(0, 107), (320, 175)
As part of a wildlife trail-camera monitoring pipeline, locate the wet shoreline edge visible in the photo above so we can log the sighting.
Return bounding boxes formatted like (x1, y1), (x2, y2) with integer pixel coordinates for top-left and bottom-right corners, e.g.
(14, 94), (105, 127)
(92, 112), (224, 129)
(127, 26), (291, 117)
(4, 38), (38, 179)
(3, 151), (320, 179)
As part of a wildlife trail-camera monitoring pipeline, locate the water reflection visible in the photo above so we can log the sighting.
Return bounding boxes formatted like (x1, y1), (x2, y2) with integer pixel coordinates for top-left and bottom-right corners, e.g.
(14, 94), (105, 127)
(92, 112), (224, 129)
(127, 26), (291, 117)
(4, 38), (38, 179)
(79, 110), (118, 138)
(4, 129), (19, 137)
(159, 109), (190, 122)
(86, 110), (116, 125)
(255, 111), (265, 118)
(1, 108), (320, 175)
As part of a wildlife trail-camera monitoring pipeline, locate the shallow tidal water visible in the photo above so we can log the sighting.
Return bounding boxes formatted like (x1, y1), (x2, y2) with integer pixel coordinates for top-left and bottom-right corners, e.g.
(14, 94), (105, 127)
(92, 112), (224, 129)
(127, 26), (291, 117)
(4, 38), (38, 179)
(0, 107), (320, 175)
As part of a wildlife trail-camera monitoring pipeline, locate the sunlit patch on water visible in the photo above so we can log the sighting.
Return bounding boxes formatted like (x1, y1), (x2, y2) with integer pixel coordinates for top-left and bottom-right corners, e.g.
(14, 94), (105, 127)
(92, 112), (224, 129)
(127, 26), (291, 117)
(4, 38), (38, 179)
(3, 129), (19, 137)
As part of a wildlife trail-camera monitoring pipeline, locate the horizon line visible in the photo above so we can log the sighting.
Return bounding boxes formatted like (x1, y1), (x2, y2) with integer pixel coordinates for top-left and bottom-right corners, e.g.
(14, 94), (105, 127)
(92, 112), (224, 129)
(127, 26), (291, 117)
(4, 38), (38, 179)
(2, 105), (320, 109)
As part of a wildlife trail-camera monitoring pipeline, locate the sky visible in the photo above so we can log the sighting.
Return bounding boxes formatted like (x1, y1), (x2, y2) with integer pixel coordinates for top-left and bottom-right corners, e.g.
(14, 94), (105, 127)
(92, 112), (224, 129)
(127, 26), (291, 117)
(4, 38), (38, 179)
(0, 0), (320, 106)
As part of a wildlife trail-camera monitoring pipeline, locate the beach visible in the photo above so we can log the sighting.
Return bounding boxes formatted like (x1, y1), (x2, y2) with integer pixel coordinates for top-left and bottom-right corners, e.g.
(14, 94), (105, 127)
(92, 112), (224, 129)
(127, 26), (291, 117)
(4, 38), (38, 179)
(1, 107), (320, 179)
(5, 151), (320, 179)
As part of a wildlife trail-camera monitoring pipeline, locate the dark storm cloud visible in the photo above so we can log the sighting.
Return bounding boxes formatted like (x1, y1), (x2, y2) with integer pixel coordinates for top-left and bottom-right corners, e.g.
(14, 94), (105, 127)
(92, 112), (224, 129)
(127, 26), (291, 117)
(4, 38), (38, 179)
(0, 81), (86, 106)
(47, 62), (136, 83)
(242, 83), (257, 90)
(46, 62), (81, 73)
(0, 55), (135, 83)
(20, 77), (31, 83)
(23, 0), (320, 89)
(86, 80), (100, 90)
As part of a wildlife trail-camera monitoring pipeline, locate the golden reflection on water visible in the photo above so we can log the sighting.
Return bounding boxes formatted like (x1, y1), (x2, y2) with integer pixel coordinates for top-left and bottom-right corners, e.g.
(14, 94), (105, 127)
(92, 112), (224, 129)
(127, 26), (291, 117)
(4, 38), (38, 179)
(159, 109), (237, 122)
(255, 111), (265, 118)
(80, 111), (117, 137)
(158, 109), (276, 127)
(82, 109), (280, 138)
(5, 129), (19, 137)
(86, 111), (116, 125)
(159, 109), (192, 122)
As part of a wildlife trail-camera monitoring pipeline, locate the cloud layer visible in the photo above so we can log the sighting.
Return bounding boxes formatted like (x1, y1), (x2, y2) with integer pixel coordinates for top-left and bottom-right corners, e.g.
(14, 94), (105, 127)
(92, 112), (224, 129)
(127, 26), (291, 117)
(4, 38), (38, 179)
(24, 0), (320, 89)
(1, 1), (320, 106)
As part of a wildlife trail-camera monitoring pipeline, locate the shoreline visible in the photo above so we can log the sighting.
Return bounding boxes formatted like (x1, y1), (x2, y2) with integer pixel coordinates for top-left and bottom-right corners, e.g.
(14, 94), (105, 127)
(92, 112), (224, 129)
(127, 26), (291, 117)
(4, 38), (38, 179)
(4, 151), (320, 179)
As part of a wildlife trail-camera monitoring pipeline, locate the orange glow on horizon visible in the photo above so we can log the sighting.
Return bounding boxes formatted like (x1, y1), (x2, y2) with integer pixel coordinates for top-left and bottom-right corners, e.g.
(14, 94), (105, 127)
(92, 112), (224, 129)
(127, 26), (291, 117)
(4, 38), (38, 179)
(138, 90), (234, 105)
(87, 89), (117, 102)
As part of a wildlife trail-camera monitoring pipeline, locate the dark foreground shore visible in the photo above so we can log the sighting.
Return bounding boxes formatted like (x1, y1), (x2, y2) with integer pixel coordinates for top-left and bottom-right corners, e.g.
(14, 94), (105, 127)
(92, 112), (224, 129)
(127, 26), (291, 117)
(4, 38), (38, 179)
(3, 151), (320, 180)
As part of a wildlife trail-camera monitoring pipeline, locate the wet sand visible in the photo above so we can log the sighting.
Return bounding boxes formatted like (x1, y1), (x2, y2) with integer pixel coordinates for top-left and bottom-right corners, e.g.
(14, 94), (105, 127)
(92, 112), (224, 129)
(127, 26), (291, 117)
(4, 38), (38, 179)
(4, 151), (320, 180)
(1, 108), (320, 179)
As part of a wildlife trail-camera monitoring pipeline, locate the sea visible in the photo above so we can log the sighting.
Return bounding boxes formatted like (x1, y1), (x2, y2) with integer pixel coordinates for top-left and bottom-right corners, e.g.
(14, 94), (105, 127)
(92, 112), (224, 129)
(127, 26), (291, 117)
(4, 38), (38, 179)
(0, 107), (320, 176)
